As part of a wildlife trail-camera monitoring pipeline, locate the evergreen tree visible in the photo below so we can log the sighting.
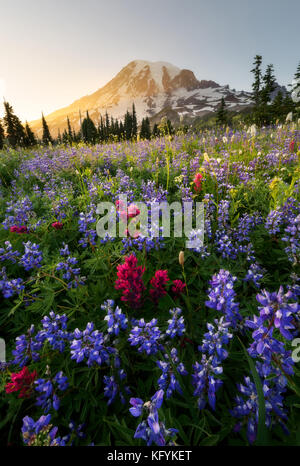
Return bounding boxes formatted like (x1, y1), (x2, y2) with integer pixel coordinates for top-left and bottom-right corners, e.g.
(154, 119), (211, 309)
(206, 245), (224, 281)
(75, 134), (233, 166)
(111, 116), (115, 136)
(251, 55), (263, 107)
(152, 123), (159, 137)
(67, 117), (73, 143)
(140, 117), (151, 139)
(261, 64), (276, 106)
(216, 97), (228, 125)
(105, 111), (110, 139)
(115, 120), (120, 138)
(271, 90), (284, 121)
(3, 101), (26, 147)
(82, 111), (98, 144)
(62, 129), (69, 144)
(282, 92), (295, 115)
(24, 122), (37, 147)
(119, 121), (124, 139)
(42, 113), (53, 145)
(145, 117), (151, 139)
(139, 117), (151, 139)
(98, 115), (105, 141)
(0, 120), (4, 149)
(291, 62), (300, 105)
(124, 110), (133, 140)
(139, 118), (146, 139)
(132, 103), (137, 139)
(260, 64), (276, 123)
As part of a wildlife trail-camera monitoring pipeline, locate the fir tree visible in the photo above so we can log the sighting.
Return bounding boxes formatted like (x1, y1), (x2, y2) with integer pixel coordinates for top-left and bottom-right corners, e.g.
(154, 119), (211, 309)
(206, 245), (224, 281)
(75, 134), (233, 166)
(57, 129), (62, 144)
(139, 117), (151, 139)
(152, 123), (159, 137)
(124, 110), (133, 140)
(271, 90), (284, 121)
(282, 92), (295, 115)
(62, 129), (69, 144)
(24, 122), (37, 147)
(0, 120), (4, 149)
(105, 111), (110, 139)
(260, 64), (276, 123)
(98, 115), (105, 141)
(67, 117), (73, 143)
(3, 101), (26, 147)
(261, 64), (276, 105)
(291, 62), (300, 105)
(82, 111), (98, 144)
(251, 55), (263, 107)
(119, 121), (124, 139)
(216, 97), (227, 125)
(132, 103), (137, 139)
(42, 113), (53, 145)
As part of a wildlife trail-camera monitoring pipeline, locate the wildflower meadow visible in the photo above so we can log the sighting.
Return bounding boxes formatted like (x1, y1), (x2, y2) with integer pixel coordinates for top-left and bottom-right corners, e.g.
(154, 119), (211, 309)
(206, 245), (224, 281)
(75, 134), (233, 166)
(0, 122), (299, 447)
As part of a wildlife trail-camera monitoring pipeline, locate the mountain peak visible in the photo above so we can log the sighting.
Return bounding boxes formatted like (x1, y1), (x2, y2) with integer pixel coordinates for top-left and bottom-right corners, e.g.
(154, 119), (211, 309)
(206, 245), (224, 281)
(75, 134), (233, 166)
(29, 60), (252, 135)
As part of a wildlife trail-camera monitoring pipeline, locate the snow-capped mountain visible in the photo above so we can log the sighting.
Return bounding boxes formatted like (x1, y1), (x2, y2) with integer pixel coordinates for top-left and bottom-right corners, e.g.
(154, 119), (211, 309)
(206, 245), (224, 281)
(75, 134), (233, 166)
(29, 60), (252, 135)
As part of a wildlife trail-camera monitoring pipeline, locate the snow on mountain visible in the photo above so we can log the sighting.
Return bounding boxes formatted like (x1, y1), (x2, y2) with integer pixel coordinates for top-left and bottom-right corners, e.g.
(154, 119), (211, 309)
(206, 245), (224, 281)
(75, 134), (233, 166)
(29, 60), (252, 135)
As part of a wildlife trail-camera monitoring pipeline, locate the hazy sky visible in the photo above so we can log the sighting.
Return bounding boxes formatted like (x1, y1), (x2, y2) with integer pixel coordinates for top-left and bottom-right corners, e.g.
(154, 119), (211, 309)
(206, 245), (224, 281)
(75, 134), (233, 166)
(0, 0), (299, 122)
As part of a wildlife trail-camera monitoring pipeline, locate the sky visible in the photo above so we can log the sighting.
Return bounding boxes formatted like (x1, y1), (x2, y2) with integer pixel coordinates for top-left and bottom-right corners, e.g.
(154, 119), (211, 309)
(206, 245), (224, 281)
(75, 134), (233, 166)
(0, 0), (299, 122)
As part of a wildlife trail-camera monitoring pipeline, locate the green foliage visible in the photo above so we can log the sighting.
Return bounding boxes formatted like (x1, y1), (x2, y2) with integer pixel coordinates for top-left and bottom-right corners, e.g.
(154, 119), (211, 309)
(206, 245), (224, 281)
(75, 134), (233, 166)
(0, 124), (299, 447)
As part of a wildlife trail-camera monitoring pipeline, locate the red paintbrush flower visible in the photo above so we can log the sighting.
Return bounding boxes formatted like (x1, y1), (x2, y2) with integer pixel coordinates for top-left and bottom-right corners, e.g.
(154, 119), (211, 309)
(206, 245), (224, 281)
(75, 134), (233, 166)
(150, 269), (169, 303)
(52, 221), (63, 230)
(115, 254), (145, 308)
(172, 279), (186, 299)
(193, 173), (203, 193)
(5, 367), (37, 398)
(10, 225), (28, 234)
(289, 140), (296, 152)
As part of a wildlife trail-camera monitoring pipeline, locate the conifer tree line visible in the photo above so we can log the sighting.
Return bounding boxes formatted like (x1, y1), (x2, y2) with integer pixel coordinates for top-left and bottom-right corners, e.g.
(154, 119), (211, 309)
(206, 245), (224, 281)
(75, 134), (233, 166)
(214, 57), (300, 127)
(0, 57), (299, 149)
(248, 55), (299, 125)
(0, 101), (174, 149)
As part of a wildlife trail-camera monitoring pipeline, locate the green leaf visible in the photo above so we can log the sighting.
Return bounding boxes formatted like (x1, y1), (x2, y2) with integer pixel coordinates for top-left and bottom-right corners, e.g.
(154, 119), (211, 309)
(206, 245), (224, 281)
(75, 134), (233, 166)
(200, 434), (219, 446)
(238, 337), (270, 446)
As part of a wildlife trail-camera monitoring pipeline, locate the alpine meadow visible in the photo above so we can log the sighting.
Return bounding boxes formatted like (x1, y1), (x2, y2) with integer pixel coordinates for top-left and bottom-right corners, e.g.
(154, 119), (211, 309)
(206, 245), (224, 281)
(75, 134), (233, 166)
(0, 0), (300, 450)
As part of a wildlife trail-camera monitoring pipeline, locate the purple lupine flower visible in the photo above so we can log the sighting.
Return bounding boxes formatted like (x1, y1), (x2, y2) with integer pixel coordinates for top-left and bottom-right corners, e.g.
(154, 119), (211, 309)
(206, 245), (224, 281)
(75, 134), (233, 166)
(205, 269), (242, 326)
(102, 300), (128, 336)
(282, 214), (300, 265)
(78, 206), (97, 248)
(192, 317), (233, 410)
(244, 263), (264, 288)
(12, 325), (43, 367)
(166, 308), (185, 339)
(39, 311), (71, 352)
(21, 414), (68, 446)
(56, 256), (86, 288)
(156, 348), (187, 398)
(130, 389), (177, 445)
(70, 322), (115, 367)
(0, 241), (20, 263)
(265, 209), (284, 235)
(20, 241), (43, 271)
(59, 242), (70, 256)
(35, 370), (69, 413)
(0, 267), (24, 298)
(255, 287), (298, 340)
(128, 318), (162, 355)
(231, 365), (289, 444)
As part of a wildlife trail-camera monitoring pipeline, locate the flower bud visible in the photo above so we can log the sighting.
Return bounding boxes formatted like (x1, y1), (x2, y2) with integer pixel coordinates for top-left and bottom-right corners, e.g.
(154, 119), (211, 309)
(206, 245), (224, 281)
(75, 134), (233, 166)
(179, 251), (185, 266)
